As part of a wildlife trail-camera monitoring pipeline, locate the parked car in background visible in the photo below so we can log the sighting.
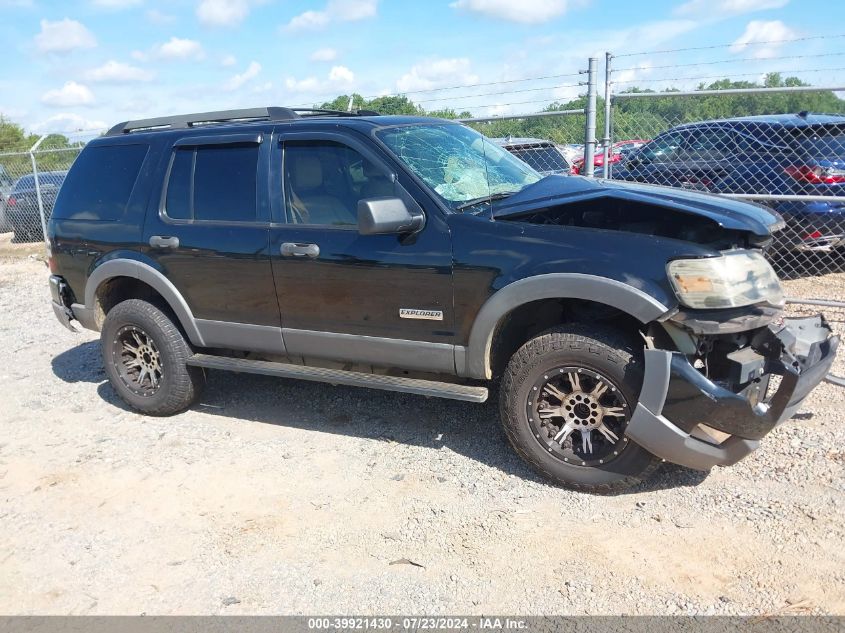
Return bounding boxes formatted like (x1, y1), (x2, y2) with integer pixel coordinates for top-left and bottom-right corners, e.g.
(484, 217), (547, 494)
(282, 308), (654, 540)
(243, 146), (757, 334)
(0, 165), (14, 233)
(6, 170), (67, 242)
(571, 139), (649, 175)
(557, 143), (585, 165)
(492, 137), (571, 175)
(612, 113), (845, 254)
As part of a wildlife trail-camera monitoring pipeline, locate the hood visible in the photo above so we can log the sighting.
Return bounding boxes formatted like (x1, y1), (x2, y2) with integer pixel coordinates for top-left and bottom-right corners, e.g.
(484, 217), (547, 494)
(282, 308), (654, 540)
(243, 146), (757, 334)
(492, 176), (782, 237)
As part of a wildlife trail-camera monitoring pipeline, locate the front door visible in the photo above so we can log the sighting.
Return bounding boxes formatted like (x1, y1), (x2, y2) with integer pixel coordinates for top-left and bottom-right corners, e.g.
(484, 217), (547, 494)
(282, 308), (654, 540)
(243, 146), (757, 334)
(268, 130), (456, 374)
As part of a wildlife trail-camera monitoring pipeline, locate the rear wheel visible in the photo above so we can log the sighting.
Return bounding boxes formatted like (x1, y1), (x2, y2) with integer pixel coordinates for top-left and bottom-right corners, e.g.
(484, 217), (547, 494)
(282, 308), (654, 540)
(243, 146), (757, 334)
(499, 324), (661, 493)
(101, 299), (205, 416)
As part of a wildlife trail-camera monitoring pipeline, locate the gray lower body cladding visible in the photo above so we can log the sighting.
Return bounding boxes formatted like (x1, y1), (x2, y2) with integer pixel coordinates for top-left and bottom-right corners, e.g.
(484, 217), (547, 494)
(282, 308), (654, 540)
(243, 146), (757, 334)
(627, 316), (838, 470)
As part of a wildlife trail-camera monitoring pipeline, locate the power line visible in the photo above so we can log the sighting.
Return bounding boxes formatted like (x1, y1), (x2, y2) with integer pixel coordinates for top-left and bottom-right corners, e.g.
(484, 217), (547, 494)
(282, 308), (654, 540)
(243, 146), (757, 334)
(613, 33), (845, 58)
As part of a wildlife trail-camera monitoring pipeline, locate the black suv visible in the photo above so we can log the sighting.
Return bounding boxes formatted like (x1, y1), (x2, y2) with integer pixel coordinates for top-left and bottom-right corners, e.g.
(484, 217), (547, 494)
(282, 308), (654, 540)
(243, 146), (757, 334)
(47, 107), (837, 492)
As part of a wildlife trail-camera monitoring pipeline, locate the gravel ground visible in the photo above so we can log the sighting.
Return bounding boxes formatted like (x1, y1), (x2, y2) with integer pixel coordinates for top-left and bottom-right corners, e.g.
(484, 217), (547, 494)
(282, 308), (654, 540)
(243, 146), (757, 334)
(1, 235), (844, 615)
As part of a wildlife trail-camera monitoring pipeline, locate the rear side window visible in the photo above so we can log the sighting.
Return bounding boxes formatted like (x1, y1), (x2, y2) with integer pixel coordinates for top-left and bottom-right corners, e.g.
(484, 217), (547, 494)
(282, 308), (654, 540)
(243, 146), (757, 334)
(510, 146), (569, 172)
(53, 144), (148, 221)
(164, 144), (258, 222)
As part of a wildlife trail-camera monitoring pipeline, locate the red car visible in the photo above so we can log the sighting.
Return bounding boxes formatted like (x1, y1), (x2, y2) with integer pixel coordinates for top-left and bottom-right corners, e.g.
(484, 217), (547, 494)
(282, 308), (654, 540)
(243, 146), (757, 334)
(571, 139), (649, 175)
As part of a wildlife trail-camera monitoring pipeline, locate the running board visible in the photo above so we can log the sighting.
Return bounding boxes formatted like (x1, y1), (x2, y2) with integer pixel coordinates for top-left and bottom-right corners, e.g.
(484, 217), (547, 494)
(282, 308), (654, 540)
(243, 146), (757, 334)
(187, 354), (489, 403)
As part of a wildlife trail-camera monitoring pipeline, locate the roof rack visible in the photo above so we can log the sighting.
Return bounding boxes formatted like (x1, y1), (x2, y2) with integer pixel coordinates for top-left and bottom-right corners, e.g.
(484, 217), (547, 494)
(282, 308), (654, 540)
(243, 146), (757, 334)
(106, 106), (380, 136)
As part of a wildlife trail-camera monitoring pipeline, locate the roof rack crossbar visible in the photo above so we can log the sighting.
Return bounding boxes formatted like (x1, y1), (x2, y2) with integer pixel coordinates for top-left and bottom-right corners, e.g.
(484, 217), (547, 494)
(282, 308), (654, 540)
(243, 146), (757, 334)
(106, 106), (300, 136)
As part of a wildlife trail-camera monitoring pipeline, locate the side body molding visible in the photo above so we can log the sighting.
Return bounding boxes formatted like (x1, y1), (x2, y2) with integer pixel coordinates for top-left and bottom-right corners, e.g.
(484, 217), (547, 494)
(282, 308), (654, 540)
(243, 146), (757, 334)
(462, 273), (673, 379)
(77, 259), (206, 346)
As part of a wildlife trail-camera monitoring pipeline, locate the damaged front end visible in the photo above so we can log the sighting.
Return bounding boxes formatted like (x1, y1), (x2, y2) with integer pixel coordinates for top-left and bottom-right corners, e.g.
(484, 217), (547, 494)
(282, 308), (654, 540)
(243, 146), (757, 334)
(627, 312), (839, 471)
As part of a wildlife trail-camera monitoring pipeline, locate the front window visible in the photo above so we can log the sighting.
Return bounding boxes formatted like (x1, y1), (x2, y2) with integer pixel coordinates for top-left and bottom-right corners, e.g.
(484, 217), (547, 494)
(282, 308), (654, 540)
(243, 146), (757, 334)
(376, 123), (540, 211)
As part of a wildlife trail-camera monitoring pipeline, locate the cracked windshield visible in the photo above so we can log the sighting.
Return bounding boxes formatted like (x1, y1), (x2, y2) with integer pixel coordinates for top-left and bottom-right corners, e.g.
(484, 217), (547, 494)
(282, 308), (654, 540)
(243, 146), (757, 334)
(377, 123), (540, 211)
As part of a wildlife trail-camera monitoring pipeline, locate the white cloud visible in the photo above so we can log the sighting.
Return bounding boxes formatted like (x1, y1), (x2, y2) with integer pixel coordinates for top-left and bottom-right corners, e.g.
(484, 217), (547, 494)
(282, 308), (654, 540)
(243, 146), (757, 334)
(449, 0), (581, 24)
(328, 65), (354, 84)
(285, 0), (378, 31)
(396, 57), (478, 92)
(84, 60), (155, 83)
(285, 76), (321, 93)
(675, 0), (788, 16)
(220, 54), (237, 67)
(284, 65), (356, 93)
(34, 18), (97, 54)
(41, 81), (96, 107)
(91, 0), (143, 9)
(197, 0), (261, 27)
(146, 9), (176, 24)
(612, 60), (654, 86)
(134, 37), (205, 61)
(310, 47), (338, 62)
(730, 20), (797, 58)
(31, 113), (108, 134)
(223, 60), (261, 91)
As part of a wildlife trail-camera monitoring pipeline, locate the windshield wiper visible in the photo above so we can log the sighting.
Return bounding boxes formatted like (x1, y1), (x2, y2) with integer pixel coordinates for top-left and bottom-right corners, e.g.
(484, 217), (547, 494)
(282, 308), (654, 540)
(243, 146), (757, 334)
(454, 191), (515, 211)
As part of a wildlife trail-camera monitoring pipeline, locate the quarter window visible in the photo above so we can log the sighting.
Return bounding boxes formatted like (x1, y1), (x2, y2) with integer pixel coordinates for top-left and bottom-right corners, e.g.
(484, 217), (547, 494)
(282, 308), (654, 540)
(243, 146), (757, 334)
(164, 143), (258, 222)
(53, 144), (148, 221)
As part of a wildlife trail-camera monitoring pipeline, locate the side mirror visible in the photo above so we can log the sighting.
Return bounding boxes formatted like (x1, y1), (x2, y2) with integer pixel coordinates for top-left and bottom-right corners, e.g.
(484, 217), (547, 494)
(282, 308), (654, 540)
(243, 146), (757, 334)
(357, 197), (424, 235)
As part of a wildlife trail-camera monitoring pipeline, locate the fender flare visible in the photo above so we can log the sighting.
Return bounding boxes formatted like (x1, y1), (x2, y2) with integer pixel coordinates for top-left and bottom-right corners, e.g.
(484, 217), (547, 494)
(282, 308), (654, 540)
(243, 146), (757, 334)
(462, 273), (673, 379)
(80, 259), (205, 346)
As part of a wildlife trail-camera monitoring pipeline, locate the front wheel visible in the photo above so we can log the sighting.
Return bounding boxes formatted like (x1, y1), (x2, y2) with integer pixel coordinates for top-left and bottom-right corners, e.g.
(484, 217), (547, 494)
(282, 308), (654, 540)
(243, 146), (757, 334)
(101, 299), (205, 416)
(499, 325), (661, 493)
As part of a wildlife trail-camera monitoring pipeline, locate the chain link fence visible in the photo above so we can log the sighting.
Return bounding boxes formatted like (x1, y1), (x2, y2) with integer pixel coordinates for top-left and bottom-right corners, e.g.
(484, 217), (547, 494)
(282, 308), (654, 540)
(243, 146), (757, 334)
(605, 87), (845, 280)
(0, 135), (88, 244)
(459, 109), (588, 176)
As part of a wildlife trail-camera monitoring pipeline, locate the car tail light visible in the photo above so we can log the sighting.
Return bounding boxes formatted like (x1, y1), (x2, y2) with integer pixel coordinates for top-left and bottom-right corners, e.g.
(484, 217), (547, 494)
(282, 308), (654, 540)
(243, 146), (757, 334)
(6, 196), (15, 207)
(784, 165), (845, 184)
(804, 230), (823, 240)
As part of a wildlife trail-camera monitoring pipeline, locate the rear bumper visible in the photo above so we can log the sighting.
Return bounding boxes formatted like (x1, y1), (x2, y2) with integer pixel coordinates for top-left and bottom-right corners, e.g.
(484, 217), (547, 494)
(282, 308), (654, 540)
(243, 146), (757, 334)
(626, 316), (838, 470)
(773, 201), (845, 252)
(49, 275), (97, 332)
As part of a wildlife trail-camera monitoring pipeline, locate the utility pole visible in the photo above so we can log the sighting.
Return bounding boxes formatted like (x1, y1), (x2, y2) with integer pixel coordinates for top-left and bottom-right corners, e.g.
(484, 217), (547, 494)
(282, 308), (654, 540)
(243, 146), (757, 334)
(583, 57), (598, 178)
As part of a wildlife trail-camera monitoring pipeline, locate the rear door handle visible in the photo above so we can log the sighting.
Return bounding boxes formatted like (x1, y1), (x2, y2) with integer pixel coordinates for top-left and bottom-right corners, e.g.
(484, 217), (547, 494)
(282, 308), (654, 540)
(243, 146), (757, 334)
(281, 242), (320, 258)
(149, 235), (180, 249)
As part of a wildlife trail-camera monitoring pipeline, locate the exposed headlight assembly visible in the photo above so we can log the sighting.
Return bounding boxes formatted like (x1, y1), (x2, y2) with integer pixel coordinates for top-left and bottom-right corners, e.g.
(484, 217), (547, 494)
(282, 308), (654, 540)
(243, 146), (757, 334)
(668, 250), (784, 310)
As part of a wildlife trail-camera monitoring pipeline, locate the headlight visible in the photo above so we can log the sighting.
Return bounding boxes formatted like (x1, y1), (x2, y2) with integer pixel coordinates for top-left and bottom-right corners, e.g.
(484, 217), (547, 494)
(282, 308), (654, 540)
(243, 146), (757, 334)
(667, 250), (784, 310)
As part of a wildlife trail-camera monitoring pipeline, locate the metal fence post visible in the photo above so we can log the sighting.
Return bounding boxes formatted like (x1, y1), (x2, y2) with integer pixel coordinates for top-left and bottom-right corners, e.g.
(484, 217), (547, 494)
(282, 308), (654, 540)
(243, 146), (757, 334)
(28, 134), (48, 244)
(602, 52), (613, 178)
(583, 57), (598, 178)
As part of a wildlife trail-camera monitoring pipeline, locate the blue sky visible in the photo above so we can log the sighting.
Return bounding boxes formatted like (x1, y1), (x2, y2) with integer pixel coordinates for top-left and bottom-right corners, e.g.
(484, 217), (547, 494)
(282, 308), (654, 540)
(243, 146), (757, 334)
(1, 0), (843, 134)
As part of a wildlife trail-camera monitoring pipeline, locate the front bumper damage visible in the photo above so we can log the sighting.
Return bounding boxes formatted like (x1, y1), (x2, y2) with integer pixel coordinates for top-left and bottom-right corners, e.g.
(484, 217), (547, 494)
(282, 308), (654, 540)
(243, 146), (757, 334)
(626, 315), (838, 470)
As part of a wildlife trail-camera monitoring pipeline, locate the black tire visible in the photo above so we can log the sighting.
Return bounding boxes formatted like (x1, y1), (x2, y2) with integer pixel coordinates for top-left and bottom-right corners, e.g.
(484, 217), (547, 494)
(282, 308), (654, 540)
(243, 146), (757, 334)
(500, 324), (661, 493)
(101, 299), (205, 416)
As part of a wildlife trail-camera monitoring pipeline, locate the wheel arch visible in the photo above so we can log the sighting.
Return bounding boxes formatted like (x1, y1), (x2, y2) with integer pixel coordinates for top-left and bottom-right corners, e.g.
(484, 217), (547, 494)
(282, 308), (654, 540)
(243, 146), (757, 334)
(462, 273), (673, 380)
(79, 259), (205, 347)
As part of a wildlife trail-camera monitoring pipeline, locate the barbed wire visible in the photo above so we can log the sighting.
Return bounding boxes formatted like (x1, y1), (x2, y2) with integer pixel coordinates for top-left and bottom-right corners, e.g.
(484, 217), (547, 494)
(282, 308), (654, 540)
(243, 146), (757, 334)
(412, 82), (583, 106)
(290, 71), (586, 109)
(613, 33), (845, 58)
(613, 51), (845, 73)
(613, 66), (845, 85)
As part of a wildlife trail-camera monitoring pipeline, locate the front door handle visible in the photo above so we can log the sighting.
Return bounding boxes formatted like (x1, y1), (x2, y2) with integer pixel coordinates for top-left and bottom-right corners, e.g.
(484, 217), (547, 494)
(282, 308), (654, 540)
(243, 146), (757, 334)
(149, 235), (180, 249)
(281, 242), (320, 258)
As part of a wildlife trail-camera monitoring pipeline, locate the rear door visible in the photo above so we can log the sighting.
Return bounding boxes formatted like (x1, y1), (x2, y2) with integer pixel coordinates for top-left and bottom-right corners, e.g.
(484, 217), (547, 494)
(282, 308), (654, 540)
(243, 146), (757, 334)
(142, 131), (283, 353)
(267, 129), (456, 374)
(622, 130), (692, 186)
